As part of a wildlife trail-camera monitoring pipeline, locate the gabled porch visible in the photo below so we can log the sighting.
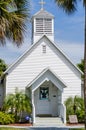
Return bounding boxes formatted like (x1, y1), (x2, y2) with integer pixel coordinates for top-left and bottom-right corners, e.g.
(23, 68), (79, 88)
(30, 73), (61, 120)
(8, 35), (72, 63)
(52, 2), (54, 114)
(26, 68), (67, 125)
(34, 80), (61, 117)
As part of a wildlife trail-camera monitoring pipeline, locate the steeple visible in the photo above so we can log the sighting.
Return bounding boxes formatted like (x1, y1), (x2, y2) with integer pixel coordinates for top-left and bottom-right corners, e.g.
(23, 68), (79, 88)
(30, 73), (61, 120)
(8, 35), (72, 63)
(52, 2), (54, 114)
(32, 1), (54, 43)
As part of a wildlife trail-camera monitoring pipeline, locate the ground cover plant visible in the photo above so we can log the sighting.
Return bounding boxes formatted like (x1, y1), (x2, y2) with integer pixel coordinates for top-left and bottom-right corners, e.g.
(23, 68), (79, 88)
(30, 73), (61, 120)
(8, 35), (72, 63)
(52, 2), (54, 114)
(0, 112), (15, 125)
(69, 128), (85, 130)
(0, 128), (25, 130)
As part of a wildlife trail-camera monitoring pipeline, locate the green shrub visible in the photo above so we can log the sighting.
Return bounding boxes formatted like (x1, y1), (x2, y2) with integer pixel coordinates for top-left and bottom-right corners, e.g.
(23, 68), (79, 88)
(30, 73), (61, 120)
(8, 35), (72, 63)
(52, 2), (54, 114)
(76, 109), (85, 123)
(65, 96), (85, 123)
(3, 89), (32, 123)
(0, 112), (15, 125)
(0, 128), (24, 130)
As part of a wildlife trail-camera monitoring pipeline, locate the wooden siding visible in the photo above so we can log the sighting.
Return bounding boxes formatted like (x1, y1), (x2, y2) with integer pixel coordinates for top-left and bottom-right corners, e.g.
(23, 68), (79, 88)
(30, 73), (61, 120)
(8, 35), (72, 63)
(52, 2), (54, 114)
(6, 37), (81, 102)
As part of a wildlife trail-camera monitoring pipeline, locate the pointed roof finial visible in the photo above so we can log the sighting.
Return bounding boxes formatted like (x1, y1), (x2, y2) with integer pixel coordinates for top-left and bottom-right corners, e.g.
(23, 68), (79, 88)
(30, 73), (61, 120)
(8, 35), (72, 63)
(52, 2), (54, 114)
(39, 0), (45, 10)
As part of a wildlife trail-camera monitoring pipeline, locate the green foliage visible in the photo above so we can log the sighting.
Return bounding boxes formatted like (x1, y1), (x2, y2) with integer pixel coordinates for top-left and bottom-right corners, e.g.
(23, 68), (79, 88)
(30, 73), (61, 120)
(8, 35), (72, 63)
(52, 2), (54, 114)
(65, 96), (85, 123)
(70, 129), (84, 130)
(77, 59), (84, 79)
(77, 59), (84, 73)
(3, 88), (32, 122)
(0, 0), (30, 46)
(0, 112), (15, 125)
(55, 0), (77, 14)
(0, 59), (7, 76)
(0, 128), (25, 130)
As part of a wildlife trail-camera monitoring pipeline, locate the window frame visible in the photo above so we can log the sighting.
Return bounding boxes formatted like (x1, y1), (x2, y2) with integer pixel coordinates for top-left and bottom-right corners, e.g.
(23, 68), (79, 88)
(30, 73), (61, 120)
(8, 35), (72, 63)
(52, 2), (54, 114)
(39, 87), (49, 100)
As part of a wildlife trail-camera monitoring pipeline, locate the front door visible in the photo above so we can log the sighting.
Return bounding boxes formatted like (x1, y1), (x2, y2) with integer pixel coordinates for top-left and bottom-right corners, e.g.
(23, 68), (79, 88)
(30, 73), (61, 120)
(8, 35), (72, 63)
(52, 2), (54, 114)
(34, 87), (51, 116)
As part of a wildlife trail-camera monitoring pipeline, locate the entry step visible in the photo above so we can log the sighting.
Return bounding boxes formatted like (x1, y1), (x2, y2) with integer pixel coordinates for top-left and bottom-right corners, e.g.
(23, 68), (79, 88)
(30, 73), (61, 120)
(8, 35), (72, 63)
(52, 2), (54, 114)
(34, 117), (64, 126)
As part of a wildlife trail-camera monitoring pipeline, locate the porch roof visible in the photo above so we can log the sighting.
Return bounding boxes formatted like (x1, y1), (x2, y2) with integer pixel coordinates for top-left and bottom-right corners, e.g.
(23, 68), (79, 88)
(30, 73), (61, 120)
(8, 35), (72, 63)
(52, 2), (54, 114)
(26, 68), (67, 91)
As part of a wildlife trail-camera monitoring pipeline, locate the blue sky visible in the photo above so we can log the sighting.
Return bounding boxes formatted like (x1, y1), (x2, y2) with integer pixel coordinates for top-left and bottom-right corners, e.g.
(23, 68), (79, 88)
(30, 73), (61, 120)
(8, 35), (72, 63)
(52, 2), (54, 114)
(0, 0), (84, 65)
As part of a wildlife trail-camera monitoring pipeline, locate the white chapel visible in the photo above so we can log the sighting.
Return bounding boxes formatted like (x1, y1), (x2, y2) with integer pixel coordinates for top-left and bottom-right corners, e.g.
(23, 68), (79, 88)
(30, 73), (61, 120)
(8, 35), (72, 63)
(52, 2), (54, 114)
(0, 1), (83, 125)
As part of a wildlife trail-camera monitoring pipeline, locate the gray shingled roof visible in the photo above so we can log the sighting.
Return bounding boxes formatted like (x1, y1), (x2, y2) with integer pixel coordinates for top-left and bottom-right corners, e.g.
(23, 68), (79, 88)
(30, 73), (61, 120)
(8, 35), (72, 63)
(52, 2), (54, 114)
(33, 9), (54, 18)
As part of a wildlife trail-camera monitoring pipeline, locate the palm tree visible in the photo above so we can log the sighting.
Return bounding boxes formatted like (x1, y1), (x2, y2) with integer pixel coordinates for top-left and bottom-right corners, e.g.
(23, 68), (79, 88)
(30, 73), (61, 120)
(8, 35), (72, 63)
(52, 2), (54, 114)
(55, 0), (86, 128)
(3, 88), (32, 122)
(3, 94), (15, 113)
(0, 0), (30, 46)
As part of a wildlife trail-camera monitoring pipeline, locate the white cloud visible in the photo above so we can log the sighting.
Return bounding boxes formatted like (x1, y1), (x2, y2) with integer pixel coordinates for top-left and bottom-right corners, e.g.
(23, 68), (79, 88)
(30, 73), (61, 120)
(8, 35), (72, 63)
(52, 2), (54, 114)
(0, 38), (31, 65)
(56, 40), (84, 64)
(0, 38), (84, 66)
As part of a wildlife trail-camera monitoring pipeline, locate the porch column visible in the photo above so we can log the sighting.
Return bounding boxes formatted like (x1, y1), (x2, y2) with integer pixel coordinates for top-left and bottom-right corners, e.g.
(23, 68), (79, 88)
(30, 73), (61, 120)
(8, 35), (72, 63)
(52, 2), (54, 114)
(32, 90), (35, 124)
(63, 104), (66, 124)
(60, 103), (66, 124)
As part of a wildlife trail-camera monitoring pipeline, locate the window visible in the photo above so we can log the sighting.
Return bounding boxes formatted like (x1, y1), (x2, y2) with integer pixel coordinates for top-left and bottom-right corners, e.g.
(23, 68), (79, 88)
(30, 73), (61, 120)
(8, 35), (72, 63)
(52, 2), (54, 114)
(40, 87), (49, 100)
(42, 45), (46, 53)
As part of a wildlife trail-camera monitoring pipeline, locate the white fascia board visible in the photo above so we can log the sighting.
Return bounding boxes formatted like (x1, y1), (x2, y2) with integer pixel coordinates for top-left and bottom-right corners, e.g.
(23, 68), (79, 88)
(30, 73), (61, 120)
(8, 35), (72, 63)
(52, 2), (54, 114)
(26, 67), (67, 89)
(4, 35), (45, 74)
(42, 35), (83, 75)
(4, 34), (83, 76)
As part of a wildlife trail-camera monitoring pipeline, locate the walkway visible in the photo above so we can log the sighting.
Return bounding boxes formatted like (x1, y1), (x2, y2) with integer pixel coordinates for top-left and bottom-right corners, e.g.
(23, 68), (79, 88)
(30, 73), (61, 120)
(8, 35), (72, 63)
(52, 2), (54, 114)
(0, 124), (84, 129)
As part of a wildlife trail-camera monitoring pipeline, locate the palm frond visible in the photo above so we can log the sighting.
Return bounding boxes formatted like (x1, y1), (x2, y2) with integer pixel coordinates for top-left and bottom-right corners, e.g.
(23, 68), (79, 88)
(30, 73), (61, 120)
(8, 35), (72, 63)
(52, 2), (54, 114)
(55, 0), (77, 14)
(83, 0), (86, 6)
(0, 0), (30, 46)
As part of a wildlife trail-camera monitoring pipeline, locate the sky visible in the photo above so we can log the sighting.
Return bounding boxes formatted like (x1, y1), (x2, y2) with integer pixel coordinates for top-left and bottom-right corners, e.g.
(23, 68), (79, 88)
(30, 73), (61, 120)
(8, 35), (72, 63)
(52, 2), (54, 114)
(0, 0), (84, 66)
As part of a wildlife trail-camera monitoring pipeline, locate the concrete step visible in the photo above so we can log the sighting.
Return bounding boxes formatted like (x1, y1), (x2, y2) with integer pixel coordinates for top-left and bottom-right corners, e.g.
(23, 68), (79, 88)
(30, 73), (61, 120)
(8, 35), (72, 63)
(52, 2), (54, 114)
(34, 117), (64, 126)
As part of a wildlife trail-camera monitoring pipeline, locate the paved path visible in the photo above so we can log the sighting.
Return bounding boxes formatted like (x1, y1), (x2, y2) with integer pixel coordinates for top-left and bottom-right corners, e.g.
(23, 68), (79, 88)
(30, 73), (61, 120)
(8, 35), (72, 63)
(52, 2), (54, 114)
(0, 124), (85, 129)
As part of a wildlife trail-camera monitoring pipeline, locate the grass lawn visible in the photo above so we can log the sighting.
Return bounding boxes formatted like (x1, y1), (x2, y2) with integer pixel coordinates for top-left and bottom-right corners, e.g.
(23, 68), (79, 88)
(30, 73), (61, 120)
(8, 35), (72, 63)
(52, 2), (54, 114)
(0, 128), (25, 130)
(69, 128), (85, 130)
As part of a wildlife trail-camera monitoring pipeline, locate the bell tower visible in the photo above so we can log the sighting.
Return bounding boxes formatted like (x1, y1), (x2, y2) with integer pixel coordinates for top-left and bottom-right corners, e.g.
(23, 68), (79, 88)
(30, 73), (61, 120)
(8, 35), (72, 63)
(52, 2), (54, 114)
(32, 0), (54, 43)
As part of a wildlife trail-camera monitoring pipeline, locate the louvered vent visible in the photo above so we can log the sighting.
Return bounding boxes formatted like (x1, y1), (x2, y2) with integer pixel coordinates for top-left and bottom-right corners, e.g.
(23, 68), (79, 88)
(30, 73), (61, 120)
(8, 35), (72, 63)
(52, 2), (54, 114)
(42, 45), (46, 53)
(36, 18), (52, 34)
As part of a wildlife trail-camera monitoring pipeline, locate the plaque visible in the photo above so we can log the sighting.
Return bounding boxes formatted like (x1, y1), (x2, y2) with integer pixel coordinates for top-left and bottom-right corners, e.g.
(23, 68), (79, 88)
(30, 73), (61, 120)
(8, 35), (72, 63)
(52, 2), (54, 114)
(69, 115), (78, 124)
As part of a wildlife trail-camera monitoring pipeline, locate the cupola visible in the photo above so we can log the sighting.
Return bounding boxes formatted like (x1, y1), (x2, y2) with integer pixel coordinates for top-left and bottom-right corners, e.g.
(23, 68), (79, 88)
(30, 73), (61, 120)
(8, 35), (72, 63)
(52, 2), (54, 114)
(32, 0), (54, 43)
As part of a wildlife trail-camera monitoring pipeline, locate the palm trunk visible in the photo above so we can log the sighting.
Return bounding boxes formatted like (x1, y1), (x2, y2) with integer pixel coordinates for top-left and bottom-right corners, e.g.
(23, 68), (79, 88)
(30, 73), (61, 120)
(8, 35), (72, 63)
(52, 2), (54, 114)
(84, 5), (86, 130)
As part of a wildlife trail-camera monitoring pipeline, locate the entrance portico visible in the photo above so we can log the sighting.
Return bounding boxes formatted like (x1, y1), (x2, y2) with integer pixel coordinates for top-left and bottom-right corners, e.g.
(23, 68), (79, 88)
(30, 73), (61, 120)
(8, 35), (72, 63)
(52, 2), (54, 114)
(34, 81), (61, 117)
(27, 68), (67, 124)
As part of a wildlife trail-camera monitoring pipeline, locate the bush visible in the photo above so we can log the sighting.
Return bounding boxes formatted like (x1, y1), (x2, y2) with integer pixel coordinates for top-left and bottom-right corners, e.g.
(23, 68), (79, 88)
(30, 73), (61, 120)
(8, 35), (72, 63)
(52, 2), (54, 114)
(76, 109), (85, 123)
(65, 96), (85, 123)
(0, 112), (15, 125)
(3, 89), (32, 123)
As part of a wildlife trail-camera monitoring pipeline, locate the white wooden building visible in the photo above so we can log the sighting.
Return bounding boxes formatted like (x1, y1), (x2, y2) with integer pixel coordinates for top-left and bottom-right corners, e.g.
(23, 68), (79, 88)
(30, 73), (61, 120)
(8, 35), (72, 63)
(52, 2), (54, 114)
(0, 6), (83, 124)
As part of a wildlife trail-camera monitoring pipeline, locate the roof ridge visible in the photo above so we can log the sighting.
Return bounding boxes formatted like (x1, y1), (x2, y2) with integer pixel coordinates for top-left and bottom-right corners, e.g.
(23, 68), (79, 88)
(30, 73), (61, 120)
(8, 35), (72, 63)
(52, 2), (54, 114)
(4, 35), (83, 76)
(33, 9), (54, 18)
